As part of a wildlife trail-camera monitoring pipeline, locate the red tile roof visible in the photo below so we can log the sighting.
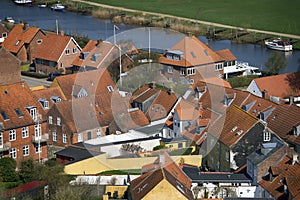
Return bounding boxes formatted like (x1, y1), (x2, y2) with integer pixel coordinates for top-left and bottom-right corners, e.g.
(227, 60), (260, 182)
(52, 69), (115, 100)
(252, 72), (300, 99)
(259, 155), (300, 199)
(34, 33), (77, 62)
(2, 24), (43, 53)
(32, 86), (66, 110)
(159, 35), (224, 68)
(0, 82), (46, 129)
(215, 49), (237, 61)
(4, 180), (46, 197)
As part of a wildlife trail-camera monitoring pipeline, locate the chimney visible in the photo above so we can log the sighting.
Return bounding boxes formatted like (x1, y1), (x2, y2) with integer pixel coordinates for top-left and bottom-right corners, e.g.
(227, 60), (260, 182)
(149, 82), (156, 89)
(167, 88), (174, 95)
(292, 154), (298, 165)
(60, 30), (64, 36)
(262, 89), (267, 99)
(159, 154), (165, 166)
(23, 22), (29, 31)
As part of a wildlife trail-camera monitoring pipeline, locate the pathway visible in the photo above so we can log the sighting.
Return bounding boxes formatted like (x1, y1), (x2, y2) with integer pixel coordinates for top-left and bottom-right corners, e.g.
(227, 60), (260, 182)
(72, 0), (300, 39)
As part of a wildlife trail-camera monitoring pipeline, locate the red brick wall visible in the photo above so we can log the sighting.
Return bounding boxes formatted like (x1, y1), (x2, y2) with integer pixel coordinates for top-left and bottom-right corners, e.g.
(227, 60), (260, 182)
(16, 46), (28, 63)
(29, 31), (46, 64)
(0, 48), (20, 85)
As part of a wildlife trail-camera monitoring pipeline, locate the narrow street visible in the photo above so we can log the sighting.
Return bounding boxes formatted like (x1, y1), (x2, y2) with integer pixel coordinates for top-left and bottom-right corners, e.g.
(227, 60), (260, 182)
(21, 75), (52, 88)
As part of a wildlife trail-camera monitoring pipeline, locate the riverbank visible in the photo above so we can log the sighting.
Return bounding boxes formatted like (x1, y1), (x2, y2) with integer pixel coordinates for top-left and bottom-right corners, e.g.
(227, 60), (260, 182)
(33, 0), (300, 50)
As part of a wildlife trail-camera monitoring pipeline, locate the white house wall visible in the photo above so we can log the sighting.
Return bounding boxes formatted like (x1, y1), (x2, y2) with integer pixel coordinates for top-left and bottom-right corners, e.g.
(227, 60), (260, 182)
(247, 80), (262, 97)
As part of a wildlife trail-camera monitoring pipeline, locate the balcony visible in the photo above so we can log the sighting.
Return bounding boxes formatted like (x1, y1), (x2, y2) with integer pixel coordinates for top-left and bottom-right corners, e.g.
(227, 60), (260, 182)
(0, 142), (11, 152)
(32, 134), (49, 143)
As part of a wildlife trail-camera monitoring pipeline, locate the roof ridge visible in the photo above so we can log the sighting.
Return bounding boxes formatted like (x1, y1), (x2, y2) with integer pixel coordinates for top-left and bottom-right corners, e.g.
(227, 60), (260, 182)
(232, 104), (258, 121)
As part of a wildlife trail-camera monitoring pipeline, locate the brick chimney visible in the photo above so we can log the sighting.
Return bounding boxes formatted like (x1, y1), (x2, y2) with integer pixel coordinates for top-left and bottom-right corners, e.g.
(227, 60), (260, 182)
(262, 89), (267, 99)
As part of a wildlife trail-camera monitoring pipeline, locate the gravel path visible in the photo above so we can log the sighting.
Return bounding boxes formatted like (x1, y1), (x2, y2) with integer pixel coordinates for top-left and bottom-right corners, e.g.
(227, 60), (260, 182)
(73, 0), (300, 39)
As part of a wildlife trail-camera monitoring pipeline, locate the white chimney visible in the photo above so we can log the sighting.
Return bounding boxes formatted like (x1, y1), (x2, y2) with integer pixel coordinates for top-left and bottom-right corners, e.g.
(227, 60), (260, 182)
(292, 154), (298, 165)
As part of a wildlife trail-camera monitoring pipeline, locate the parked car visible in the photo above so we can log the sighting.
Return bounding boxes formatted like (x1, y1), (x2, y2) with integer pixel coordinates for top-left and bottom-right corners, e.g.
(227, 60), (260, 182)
(47, 72), (62, 81)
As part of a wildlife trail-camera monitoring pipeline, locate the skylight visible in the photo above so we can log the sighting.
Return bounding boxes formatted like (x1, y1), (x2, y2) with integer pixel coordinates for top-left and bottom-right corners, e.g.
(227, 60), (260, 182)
(1, 111), (9, 120)
(204, 50), (209, 56)
(15, 108), (23, 117)
(15, 40), (21, 46)
(190, 52), (196, 58)
(107, 86), (114, 92)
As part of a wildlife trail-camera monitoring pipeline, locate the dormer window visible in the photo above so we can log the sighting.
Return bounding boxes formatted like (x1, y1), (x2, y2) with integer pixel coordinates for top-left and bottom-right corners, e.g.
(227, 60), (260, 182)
(259, 108), (275, 121)
(224, 93), (235, 106)
(263, 129), (271, 142)
(39, 98), (49, 109)
(107, 86), (114, 92)
(91, 53), (101, 62)
(293, 125), (300, 136)
(80, 52), (89, 60)
(51, 96), (61, 103)
(26, 106), (37, 121)
(1, 111), (9, 120)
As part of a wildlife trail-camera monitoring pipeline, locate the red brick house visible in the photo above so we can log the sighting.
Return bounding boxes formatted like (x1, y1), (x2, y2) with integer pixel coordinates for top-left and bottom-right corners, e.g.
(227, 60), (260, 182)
(34, 32), (82, 75)
(0, 47), (21, 86)
(1, 23), (46, 64)
(0, 82), (48, 165)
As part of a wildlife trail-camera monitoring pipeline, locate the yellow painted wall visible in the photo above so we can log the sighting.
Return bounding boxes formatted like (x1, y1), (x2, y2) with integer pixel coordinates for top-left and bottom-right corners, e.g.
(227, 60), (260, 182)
(143, 179), (188, 200)
(105, 185), (128, 198)
(64, 153), (202, 175)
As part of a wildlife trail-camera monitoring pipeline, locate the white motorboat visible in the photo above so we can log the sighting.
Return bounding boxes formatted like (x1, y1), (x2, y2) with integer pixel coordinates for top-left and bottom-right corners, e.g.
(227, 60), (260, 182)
(51, 3), (65, 11)
(14, 0), (33, 6)
(223, 61), (262, 79)
(265, 38), (292, 51)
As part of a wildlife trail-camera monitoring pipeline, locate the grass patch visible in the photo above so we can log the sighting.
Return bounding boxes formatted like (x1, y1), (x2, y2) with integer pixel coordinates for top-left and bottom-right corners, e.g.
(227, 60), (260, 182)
(226, 75), (259, 88)
(169, 148), (193, 156)
(98, 169), (141, 175)
(79, 0), (299, 35)
(20, 64), (30, 71)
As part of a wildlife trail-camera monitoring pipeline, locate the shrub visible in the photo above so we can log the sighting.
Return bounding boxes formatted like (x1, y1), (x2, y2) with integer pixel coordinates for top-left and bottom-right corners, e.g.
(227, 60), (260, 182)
(226, 75), (258, 88)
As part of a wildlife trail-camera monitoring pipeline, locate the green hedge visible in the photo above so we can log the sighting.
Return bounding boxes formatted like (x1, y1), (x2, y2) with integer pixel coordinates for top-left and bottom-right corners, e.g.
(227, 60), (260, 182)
(226, 75), (259, 88)
(21, 71), (48, 79)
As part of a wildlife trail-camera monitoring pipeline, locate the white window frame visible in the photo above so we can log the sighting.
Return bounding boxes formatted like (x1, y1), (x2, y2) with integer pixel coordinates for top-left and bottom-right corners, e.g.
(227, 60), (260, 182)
(0, 133), (2, 147)
(49, 116), (53, 124)
(73, 48), (77, 54)
(57, 117), (61, 126)
(167, 66), (173, 74)
(10, 148), (17, 159)
(53, 132), (57, 142)
(96, 129), (101, 137)
(187, 67), (195, 75)
(215, 63), (223, 71)
(34, 124), (41, 138)
(9, 129), (16, 141)
(180, 68), (186, 75)
(78, 133), (83, 142)
(30, 108), (37, 121)
(63, 134), (67, 144)
(23, 145), (29, 156)
(65, 49), (70, 55)
(263, 130), (271, 142)
(22, 127), (29, 138)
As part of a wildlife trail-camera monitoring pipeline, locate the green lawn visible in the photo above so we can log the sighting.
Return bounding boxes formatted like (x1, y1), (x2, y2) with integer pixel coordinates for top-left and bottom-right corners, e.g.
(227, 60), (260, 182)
(84, 0), (300, 35)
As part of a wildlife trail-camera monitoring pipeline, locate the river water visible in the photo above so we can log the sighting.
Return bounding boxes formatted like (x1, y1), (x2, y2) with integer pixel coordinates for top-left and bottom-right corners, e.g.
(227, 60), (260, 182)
(1, 0), (299, 73)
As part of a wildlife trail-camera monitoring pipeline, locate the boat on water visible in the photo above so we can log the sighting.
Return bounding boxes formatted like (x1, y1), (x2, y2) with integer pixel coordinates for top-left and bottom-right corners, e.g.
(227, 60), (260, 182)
(4, 17), (15, 23)
(223, 61), (262, 79)
(265, 38), (293, 52)
(51, 3), (65, 11)
(14, 0), (33, 6)
(38, 3), (47, 8)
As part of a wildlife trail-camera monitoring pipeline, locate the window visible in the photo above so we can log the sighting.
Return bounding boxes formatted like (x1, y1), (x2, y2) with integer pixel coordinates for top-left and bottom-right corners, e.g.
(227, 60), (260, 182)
(2, 32), (7, 38)
(22, 127), (29, 138)
(263, 130), (271, 142)
(15, 108), (23, 117)
(39, 99), (49, 109)
(215, 63), (223, 71)
(0, 133), (2, 146)
(1, 111), (9, 120)
(87, 132), (92, 140)
(35, 144), (41, 153)
(27, 107), (37, 121)
(73, 48), (77, 54)
(34, 124), (41, 138)
(96, 129), (101, 137)
(36, 39), (42, 44)
(167, 66), (173, 73)
(65, 49), (70, 55)
(52, 132), (57, 141)
(107, 86), (114, 92)
(63, 134), (67, 144)
(23, 145), (29, 156)
(187, 68), (195, 75)
(57, 117), (61, 126)
(49, 116), (53, 124)
(180, 68), (186, 75)
(15, 40), (21, 46)
(10, 148), (17, 159)
(78, 133), (83, 142)
(9, 129), (16, 141)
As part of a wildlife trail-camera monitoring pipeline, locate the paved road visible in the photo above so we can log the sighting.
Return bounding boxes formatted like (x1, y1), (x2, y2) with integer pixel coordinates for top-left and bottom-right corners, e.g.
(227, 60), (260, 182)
(73, 0), (300, 39)
(21, 75), (52, 88)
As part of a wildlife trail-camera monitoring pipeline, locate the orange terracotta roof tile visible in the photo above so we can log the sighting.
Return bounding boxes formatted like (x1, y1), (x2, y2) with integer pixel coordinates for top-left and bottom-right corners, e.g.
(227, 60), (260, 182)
(2, 24), (43, 53)
(252, 72), (300, 99)
(0, 82), (46, 129)
(34, 33), (74, 62)
(215, 49), (237, 61)
(159, 35), (223, 68)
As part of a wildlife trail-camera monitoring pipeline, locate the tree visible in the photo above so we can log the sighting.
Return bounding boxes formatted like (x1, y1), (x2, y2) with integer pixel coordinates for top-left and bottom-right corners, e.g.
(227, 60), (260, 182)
(265, 52), (287, 75)
(0, 158), (18, 182)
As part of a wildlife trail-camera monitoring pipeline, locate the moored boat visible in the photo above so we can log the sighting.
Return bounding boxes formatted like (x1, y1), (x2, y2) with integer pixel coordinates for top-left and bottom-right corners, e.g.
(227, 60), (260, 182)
(51, 3), (65, 11)
(223, 61), (262, 79)
(265, 38), (293, 52)
(38, 2), (47, 8)
(14, 0), (33, 6)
